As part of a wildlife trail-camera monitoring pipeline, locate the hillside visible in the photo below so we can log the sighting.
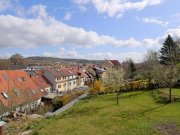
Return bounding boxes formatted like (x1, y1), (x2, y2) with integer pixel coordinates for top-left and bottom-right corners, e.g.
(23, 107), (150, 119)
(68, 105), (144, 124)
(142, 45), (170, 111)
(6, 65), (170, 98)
(25, 56), (104, 66)
(19, 90), (180, 135)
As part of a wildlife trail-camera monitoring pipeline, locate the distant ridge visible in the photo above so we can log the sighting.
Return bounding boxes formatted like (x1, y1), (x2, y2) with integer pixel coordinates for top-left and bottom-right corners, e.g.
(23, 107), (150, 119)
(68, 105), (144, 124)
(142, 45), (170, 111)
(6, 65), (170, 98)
(26, 56), (104, 65)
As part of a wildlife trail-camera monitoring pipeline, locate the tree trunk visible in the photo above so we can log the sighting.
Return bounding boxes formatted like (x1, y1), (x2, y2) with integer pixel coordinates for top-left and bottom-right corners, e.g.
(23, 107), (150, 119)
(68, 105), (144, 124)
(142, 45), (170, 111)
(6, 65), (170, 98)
(169, 88), (172, 102)
(148, 77), (151, 89)
(0, 126), (4, 135)
(117, 92), (119, 105)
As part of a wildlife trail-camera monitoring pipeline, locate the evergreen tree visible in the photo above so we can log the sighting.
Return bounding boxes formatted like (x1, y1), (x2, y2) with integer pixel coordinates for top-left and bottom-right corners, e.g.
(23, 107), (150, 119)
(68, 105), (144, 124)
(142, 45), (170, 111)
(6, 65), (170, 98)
(159, 35), (178, 65)
(159, 35), (179, 102)
(129, 60), (136, 79)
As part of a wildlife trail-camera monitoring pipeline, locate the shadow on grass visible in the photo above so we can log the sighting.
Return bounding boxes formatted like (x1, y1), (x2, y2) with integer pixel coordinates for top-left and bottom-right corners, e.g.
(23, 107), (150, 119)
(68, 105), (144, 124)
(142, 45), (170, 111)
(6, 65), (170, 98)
(119, 90), (151, 99)
(120, 103), (169, 121)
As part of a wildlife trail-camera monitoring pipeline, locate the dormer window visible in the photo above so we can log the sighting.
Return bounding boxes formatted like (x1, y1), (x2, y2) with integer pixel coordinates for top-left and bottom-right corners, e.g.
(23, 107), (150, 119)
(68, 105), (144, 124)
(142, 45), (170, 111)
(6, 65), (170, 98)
(14, 89), (20, 96)
(18, 77), (25, 82)
(1, 92), (8, 99)
(38, 87), (44, 92)
(31, 89), (36, 94)
(3, 74), (9, 80)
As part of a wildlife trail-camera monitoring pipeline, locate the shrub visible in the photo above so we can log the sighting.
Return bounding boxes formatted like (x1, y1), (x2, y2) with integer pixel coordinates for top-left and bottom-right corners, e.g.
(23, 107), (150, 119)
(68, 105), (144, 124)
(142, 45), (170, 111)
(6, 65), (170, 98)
(89, 80), (104, 95)
(126, 80), (149, 91)
(75, 91), (84, 97)
(61, 94), (73, 105)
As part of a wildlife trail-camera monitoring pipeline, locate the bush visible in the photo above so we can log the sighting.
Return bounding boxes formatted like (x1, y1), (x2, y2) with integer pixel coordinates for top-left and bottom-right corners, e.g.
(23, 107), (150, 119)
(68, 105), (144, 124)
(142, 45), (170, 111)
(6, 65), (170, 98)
(75, 91), (84, 97)
(61, 94), (73, 105)
(89, 80), (104, 95)
(126, 80), (149, 91)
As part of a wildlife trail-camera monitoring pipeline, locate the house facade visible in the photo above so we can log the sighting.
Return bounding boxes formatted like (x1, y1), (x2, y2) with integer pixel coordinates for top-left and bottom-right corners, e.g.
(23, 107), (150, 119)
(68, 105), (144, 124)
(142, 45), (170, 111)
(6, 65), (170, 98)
(102, 60), (121, 70)
(44, 67), (86, 93)
(0, 70), (47, 116)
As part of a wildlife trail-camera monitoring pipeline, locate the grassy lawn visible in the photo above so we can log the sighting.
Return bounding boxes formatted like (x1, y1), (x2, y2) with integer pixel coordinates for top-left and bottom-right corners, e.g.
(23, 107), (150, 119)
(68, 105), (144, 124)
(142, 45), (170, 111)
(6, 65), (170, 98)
(28, 89), (180, 135)
(159, 88), (180, 96)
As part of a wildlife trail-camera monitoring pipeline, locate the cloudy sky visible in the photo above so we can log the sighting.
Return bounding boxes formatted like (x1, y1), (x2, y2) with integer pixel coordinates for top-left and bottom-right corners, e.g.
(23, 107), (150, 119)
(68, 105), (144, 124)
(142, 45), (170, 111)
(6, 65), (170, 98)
(0, 0), (180, 62)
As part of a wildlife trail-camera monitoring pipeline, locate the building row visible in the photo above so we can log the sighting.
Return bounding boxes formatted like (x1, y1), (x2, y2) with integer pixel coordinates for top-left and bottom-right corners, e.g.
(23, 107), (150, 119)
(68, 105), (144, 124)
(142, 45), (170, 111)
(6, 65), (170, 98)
(0, 60), (121, 116)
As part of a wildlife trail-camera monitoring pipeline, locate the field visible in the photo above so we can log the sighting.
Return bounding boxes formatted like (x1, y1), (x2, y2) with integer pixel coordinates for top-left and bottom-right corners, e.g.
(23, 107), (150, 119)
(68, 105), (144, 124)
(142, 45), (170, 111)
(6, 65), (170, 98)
(29, 89), (180, 135)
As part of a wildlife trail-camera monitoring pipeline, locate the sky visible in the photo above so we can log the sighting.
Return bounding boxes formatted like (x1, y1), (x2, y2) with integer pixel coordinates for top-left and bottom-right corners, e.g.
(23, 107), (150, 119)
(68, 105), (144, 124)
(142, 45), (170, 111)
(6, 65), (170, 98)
(0, 0), (180, 62)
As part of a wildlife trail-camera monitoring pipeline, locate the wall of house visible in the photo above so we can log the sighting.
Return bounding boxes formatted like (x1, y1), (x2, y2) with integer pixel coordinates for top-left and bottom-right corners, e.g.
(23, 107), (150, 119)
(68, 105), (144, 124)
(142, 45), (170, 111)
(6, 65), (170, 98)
(44, 71), (56, 90)
(102, 61), (113, 69)
(80, 78), (85, 86)
(68, 80), (77, 90)
(101, 72), (108, 82)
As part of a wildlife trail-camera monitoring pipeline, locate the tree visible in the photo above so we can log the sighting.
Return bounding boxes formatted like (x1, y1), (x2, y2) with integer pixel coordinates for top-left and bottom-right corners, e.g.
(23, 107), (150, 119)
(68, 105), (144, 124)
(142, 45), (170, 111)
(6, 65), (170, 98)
(10, 54), (24, 66)
(0, 59), (10, 70)
(122, 59), (136, 80)
(159, 35), (179, 102)
(105, 68), (125, 105)
(89, 80), (105, 94)
(142, 50), (159, 88)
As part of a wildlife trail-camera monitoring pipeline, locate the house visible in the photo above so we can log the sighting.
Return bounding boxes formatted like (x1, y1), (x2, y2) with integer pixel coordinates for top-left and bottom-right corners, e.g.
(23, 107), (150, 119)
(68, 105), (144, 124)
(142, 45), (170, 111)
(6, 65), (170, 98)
(31, 75), (52, 93)
(85, 65), (107, 83)
(43, 67), (87, 93)
(102, 60), (121, 70)
(0, 70), (47, 116)
(44, 68), (77, 93)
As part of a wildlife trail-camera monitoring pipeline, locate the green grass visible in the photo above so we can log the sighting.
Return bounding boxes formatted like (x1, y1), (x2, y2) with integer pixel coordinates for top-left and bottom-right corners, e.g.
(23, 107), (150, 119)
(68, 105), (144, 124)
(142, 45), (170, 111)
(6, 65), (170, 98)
(30, 90), (180, 135)
(159, 88), (180, 96)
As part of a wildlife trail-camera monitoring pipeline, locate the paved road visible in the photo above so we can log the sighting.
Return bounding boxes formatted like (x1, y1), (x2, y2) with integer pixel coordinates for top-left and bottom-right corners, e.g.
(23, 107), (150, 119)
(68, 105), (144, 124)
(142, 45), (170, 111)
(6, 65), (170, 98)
(44, 93), (87, 117)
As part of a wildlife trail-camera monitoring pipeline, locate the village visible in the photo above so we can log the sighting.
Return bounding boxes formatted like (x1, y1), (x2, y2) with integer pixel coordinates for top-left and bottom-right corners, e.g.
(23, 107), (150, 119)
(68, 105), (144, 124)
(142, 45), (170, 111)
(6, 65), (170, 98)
(0, 59), (121, 119)
(0, 0), (180, 134)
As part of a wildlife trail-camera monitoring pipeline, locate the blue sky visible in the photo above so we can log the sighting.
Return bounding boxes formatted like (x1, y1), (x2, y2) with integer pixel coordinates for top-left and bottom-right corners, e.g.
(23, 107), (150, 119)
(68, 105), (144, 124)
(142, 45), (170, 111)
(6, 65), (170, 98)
(0, 0), (180, 62)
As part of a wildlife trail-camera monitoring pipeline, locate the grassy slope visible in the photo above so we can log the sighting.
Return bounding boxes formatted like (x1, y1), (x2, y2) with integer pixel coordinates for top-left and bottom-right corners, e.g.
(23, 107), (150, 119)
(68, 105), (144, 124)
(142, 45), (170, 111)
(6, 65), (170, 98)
(31, 90), (180, 135)
(159, 88), (180, 96)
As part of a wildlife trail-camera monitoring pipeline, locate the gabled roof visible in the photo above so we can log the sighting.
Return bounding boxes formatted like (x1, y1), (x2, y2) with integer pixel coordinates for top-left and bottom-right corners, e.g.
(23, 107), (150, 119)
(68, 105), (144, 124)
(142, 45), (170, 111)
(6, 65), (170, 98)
(45, 68), (65, 77)
(108, 60), (121, 66)
(31, 75), (52, 90)
(0, 70), (47, 107)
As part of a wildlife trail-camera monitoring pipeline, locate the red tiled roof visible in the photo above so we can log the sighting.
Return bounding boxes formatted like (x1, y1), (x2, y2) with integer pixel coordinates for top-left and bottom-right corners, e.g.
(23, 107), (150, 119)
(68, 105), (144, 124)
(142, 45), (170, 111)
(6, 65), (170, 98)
(0, 70), (47, 107)
(34, 70), (44, 76)
(108, 60), (121, 66)
(31, 75), (52, 90)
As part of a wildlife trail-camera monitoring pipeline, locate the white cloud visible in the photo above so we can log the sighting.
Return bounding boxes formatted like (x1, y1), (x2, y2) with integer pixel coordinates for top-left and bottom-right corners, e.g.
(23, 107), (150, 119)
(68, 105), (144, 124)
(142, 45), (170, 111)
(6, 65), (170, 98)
(0, 14), (142, 48)
(78, 5), (87, 12)
(0, 0), (11, 11)
(0, 13), (180, 49)
(43, 50), (146, 62)
(43, 48), (78, 58)
(28, 4), (47, 19)
(63, 12), (73, 21)
(74, 0), (163, 18)
(0, 4), (180, 51)
(137, 17), (168, 27)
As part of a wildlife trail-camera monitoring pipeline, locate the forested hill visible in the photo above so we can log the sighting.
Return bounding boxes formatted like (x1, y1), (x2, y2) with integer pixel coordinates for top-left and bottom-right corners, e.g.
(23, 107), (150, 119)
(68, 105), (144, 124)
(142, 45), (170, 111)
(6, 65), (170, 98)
(26, 56), (104, 65)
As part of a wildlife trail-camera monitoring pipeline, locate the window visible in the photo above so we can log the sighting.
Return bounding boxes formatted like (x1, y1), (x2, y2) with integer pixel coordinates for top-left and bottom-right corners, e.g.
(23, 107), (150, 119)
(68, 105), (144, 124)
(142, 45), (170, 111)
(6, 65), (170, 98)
(14, 89), (20, 96)
(31, 89), (36, 94)
(18, 77), (25, 82)
(3, 74), (9, 80)
(58, 84), (61, 88)
(73, 81), (76, 84)
(27, 90), (32, 96)
(69, 82), (71, 86)
(38, 87), (44, 92)
(1, 92), (8, 99)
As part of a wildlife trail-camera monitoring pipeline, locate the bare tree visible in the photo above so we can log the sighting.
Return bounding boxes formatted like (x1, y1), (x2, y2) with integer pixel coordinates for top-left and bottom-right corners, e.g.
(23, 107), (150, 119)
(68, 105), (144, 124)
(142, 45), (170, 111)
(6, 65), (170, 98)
(122, 59), (136, 80)
(142, 50), (159, 88)
(10, 54), (24, 66)
(105, 68), (125, 105)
